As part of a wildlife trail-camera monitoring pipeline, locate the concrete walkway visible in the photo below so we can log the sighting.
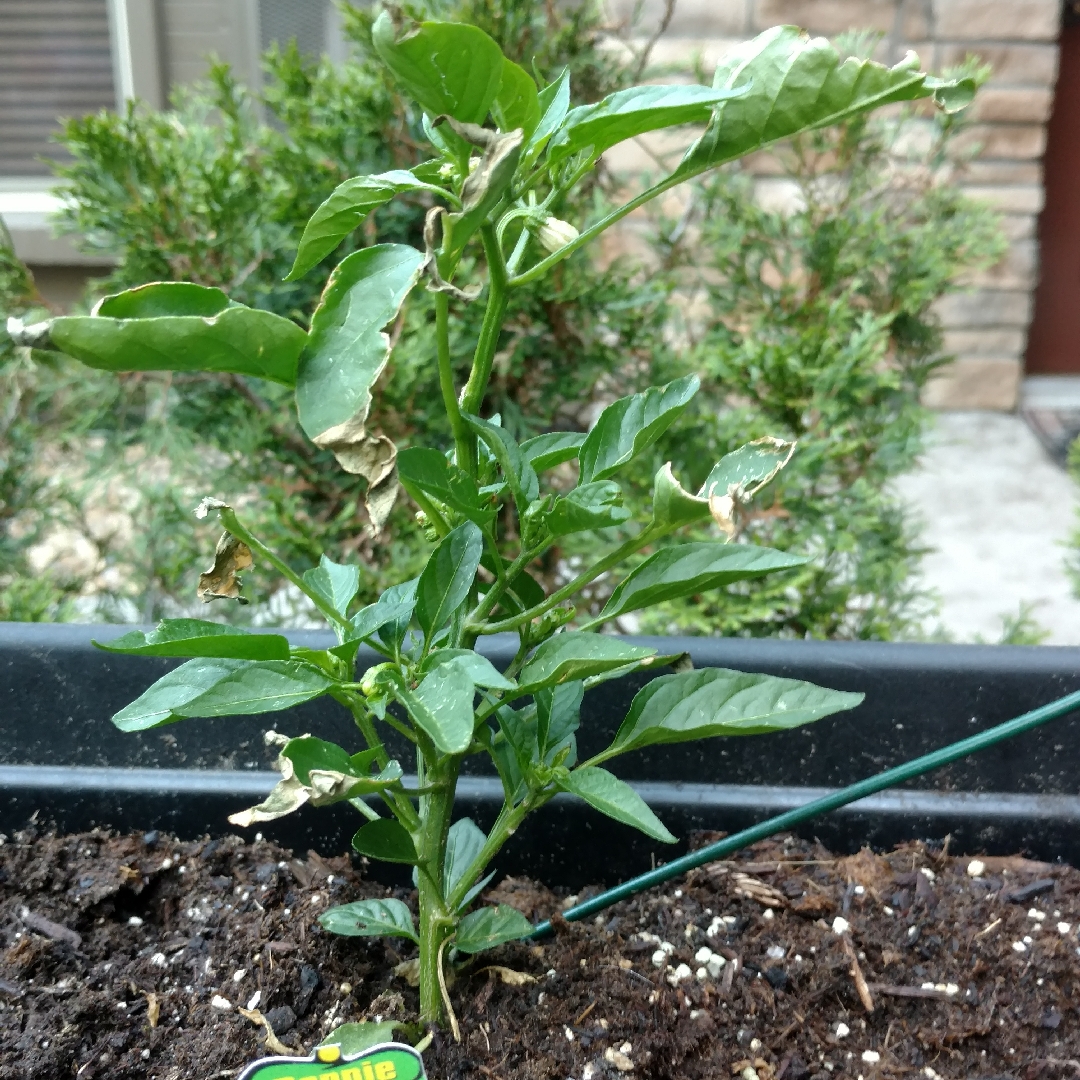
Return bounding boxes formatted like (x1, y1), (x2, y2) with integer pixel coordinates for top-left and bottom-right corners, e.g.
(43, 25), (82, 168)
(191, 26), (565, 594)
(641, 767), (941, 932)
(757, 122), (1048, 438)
(893, 412), (1080, 645)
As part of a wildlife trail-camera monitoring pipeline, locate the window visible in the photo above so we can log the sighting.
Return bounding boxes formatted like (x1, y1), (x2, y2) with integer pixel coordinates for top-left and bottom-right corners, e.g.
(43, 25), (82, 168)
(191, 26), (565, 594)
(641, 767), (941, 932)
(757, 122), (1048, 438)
(0, 0), (118, 176)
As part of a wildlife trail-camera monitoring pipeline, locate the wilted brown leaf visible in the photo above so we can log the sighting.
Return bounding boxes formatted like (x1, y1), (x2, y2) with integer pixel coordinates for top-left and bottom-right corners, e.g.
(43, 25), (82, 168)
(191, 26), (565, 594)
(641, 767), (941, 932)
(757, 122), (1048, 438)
(197, 532), (252, 604)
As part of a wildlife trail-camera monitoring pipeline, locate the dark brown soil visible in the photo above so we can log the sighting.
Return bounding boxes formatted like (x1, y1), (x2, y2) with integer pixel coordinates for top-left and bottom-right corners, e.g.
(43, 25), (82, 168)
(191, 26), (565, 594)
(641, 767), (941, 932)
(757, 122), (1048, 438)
(2, 827), (1080, 1080)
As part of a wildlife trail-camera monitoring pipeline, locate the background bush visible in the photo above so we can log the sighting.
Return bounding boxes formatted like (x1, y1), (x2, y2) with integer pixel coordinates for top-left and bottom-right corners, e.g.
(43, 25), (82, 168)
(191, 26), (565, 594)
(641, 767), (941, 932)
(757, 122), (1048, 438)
(1, 9), (1004, 638)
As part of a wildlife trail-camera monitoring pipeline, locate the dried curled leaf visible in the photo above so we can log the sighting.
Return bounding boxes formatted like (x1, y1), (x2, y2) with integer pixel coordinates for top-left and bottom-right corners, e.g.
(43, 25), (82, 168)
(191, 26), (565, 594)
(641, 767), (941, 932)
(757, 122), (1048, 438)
(476, 965), (537, 986)
(197, 532), (253, 605)
(238, 1006), (298, 1056)
(229, 735), (402, 827)
(310, 427), (400, 535)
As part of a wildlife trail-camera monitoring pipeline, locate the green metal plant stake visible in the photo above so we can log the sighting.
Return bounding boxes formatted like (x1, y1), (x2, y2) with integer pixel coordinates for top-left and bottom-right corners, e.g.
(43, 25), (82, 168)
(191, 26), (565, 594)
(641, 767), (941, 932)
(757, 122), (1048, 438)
(7, 15), (975, 1038)
(534, 687), (1080, 938)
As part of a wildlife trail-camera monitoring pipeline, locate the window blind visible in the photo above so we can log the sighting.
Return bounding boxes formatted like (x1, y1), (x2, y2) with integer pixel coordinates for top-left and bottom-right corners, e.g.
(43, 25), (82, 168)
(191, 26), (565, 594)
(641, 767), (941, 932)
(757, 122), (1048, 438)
(0, 0), (117, 176)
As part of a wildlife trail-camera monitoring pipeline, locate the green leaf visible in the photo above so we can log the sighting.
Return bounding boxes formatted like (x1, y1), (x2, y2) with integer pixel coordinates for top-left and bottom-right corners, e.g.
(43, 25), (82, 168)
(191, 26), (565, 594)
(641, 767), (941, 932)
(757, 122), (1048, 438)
(522, 68), (570, 170)
(559, 766), (676, 843)
(611, 667), (865, 754)
(374, 578), (420, 652)
(479, 553), (545, 613)
(397, 446), (495, 525)
(535, 680), (582, 766)
(650, 463), (712, 529)
(303, 555), (361, 618)
(421, 649), (515, 690)
(545, 481), (630, 537)
(283, 737), (395, 793)
(320, 1021), (403, 1056)
(492, 58), (541, 139)
(295, 244), (426, 459)
(517, 632), (659, 695)
(520, 430), (585, 472)
(229, 738), (402, 827)
(700, 438), (796, 501)
(579, 375), (699, 483)
(49, 283), (307, 386)
(93, 619), (289, 661)
(319, 898), (419, 943)
(547, 83), (748, 168)
(398, 662), (476, 755)
(444, 816), (488, 899)
(111, 659), (334, 732)
(924, 74), (977, 113)
(445, 129), (523, 260)
(455, 904), (534, 954)
(463, 414), (539, 515)
(674, 27), (967, 183)
(287, 170), (452, 281)
(600, 542), (806, 622)
(415, 521), (484, 637)
(372, 11), (506, 125)
(352, 819), (418, 864)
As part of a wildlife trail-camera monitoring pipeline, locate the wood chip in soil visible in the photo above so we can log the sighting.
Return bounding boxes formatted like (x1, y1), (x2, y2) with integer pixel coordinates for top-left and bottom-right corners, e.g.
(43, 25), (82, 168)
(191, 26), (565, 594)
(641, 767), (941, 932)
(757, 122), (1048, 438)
(2, 827), (1079, 1079)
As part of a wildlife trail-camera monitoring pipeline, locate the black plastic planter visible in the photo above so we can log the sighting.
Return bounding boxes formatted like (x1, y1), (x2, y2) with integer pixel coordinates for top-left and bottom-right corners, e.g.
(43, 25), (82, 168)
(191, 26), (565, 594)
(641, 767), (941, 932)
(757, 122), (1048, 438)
(3, 622), (1080, 887)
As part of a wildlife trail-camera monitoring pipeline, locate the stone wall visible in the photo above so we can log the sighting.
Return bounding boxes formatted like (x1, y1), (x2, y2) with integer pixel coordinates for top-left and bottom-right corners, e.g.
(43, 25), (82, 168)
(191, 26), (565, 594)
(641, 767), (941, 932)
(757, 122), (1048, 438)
(608, 0), (1063, 409)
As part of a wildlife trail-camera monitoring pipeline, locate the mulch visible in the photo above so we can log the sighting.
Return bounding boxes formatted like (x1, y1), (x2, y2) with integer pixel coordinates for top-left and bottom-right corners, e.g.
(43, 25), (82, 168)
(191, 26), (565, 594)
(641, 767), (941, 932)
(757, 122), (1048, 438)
(2, 826), (1079, 1079)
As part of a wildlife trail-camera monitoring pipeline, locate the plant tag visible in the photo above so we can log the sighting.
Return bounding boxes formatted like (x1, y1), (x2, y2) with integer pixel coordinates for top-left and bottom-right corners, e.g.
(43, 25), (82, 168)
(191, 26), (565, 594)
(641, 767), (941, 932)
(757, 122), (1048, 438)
(237, 1042), (427, 1080)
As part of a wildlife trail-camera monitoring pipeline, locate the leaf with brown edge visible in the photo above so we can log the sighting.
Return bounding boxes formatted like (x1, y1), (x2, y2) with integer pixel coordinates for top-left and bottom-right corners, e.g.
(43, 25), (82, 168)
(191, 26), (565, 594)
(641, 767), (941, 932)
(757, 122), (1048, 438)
(197, 532), (252, 604)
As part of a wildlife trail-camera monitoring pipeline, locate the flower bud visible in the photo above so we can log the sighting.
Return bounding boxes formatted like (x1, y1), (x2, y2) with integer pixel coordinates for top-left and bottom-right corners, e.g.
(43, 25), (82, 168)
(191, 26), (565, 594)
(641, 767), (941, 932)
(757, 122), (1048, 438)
(360, 663), (393, 698)
(537, 216), (579, 254)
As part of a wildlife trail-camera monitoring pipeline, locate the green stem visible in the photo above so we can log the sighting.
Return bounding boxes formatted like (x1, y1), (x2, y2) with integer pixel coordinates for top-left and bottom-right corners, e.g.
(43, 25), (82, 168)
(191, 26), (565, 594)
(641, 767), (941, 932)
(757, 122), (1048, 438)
(462, 542), (544, 646)
(476, 526), (662, 636)
(508, 172), (688, 288)
(459, 225), (510, 419)
(435, 291), (472, 474)
(416, 757), (460, 1024)
(337, 691), (421, 830)
(217, 507), (349, 632)
(445, 795), (535, 912)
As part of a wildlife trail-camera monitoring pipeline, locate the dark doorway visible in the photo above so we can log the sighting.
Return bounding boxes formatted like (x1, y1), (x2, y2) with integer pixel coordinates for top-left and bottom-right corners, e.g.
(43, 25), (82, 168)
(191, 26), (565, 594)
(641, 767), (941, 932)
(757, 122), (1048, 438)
(1027, 14), (1080, 374)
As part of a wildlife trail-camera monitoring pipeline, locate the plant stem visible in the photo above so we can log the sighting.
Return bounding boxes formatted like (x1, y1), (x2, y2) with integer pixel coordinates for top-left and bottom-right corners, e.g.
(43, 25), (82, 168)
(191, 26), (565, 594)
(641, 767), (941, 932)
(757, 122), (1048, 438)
(508, 173), (687, 288)
(460, 225), (509, 419)
(217, 506), (350, 632)
(475, 526), (662, 635)
(445, 794), (537, 912)
(416, 755), (460, 1024)
(435, 291), (472, 474)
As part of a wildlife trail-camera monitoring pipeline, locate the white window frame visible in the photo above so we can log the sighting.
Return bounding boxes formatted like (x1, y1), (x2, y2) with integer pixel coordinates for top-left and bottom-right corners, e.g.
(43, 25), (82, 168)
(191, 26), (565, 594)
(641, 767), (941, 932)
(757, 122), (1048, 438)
(1, 0), (163, 266)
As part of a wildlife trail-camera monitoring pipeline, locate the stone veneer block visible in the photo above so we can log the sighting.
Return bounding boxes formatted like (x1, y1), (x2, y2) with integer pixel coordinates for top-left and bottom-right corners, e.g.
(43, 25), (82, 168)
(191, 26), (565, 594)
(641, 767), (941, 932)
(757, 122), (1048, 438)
(935, 290), (1033, 330)
(937, 42), (1059, 84)
(969, 87), (1055, 124)
(943, 329), (1028, 357)
(954, 123), (1047, 161)
(932, 0), (1060, 41)
(752, 0), (898, 33)
(959, 184), (1046, 215)
(608, 0), (750, 35)
(922, 357), (1022, 410)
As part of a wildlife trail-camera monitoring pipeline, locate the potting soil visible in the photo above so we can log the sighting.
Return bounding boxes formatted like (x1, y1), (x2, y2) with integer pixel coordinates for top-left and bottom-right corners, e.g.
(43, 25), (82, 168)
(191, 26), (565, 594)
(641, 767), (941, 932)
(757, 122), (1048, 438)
(2, 827), (1079, 1079)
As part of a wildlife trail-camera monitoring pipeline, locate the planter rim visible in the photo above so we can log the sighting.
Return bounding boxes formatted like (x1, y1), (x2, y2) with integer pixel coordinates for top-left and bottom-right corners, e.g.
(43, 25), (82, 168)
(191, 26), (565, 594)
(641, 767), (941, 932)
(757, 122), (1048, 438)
(7, 620), (1080, 675)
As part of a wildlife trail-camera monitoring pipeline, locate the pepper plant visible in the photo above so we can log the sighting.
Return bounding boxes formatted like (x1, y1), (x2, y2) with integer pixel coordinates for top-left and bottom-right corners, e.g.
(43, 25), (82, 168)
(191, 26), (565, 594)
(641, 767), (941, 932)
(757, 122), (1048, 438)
(8, 17), (972, 1029)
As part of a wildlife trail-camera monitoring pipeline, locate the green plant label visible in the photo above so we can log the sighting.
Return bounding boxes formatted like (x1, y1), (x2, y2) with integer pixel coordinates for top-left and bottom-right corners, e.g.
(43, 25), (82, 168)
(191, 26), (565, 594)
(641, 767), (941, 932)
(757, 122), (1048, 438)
(237, 1043), (426, 1080)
